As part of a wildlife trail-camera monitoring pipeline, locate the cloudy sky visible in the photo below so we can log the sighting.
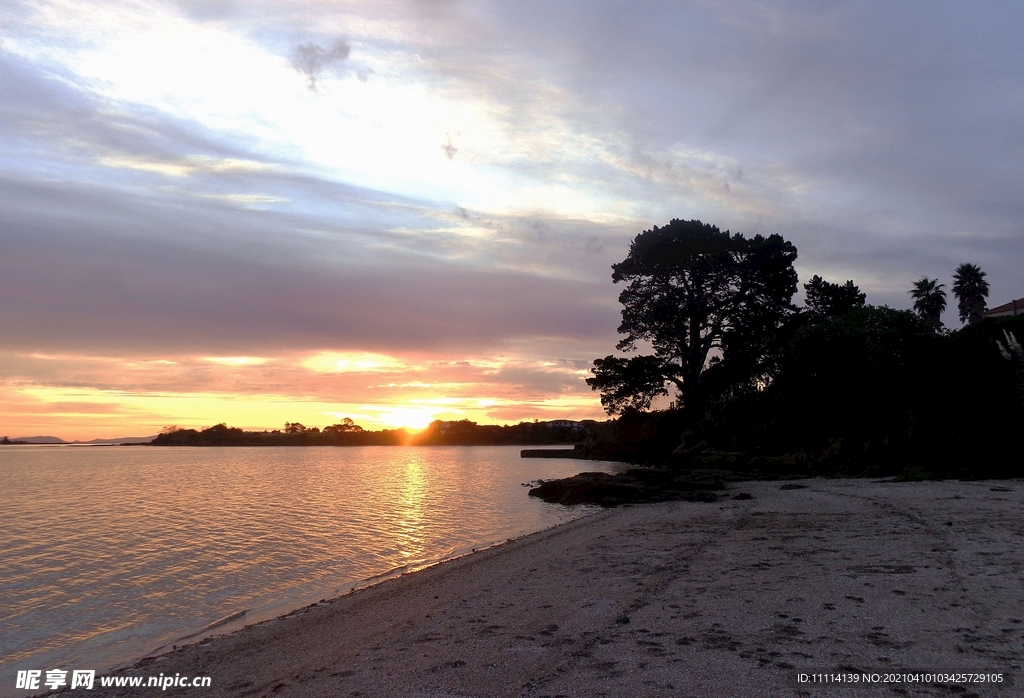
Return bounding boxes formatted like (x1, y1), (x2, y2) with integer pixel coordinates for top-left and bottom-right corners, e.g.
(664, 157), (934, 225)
(2, 0), (1022, 438)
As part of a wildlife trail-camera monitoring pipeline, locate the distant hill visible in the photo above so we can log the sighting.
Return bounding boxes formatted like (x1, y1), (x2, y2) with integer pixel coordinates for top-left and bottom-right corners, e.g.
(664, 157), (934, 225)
(9, 435), (157, 444)
(72, 436), (157, 445)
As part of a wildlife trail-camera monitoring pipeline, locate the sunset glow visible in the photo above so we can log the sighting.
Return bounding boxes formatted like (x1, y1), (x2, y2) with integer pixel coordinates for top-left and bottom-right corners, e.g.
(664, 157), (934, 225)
(0, 350), (608, 439)
(375, 408), (441, 432)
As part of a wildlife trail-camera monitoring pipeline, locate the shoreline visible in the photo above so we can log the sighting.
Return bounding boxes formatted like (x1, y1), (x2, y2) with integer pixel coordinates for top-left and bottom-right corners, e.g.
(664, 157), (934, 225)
(145, 511), (607, 662)
(82, 477), (1024, 697)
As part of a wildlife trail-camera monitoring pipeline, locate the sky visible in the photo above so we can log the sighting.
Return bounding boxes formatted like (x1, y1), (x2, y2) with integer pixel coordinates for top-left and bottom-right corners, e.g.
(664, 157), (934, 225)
(2, 0), (1023, 439)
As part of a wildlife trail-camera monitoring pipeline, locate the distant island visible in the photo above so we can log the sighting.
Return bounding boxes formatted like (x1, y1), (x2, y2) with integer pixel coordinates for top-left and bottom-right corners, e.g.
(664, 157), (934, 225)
(150, 418), (605, 447)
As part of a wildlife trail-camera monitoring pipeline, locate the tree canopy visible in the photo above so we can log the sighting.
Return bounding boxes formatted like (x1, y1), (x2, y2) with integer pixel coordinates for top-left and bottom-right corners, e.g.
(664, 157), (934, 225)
(803, 275), (866, 317)
(909, 277), (947, 331)
(587, 219), (798, 414)
(951, 263), (990, 326)
(323, 417), (364, 434)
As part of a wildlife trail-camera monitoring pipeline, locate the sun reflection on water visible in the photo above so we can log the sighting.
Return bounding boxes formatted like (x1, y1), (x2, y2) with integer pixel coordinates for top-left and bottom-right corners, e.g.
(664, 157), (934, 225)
(395, 458), (427, 563)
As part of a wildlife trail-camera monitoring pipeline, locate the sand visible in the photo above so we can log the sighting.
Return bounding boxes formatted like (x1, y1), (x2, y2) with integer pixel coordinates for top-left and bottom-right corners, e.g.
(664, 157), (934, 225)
(100, 479), (1024, 697)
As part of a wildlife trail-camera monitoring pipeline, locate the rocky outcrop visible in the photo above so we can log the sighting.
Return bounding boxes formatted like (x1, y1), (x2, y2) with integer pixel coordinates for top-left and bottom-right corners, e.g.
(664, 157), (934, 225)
(528, 468), (731, 507)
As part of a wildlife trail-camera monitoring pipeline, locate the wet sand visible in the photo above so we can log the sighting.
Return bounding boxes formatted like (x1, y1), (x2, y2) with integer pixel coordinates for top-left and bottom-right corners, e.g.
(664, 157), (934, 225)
(104, 479), (1024, 697)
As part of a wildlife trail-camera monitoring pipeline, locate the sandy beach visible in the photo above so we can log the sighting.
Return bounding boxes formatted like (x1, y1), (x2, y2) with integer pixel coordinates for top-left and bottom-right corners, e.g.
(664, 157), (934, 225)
(98, 478), (1024, 698)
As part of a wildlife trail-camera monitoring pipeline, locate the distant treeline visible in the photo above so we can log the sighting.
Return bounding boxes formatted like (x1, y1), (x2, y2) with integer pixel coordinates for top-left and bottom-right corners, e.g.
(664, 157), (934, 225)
(150, 418), (603, 447)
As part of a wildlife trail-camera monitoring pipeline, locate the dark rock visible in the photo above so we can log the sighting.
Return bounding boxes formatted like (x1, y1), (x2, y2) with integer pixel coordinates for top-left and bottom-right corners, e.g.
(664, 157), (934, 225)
(779, 483), (808, 490)
(528, 472), (644, 506)
(527, 467), (728, 506)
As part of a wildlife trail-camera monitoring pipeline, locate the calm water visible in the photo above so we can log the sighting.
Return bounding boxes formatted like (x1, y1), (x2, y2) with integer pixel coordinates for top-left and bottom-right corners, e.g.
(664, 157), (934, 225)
(0, 445), (614, 685)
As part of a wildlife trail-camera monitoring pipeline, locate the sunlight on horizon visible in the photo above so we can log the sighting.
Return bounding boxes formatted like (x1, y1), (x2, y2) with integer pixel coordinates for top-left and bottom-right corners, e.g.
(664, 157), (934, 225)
(1, 378), (606, 440)
(374, 407), (442, 431)
(0, 346), (608, 440)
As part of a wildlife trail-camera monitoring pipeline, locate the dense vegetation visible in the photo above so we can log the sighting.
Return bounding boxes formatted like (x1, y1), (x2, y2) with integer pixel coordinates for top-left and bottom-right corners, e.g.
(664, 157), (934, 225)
(584, 219), (1024, 479)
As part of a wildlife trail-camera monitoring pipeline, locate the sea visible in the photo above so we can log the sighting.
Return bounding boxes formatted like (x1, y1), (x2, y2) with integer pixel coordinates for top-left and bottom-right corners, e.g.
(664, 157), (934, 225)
(0, 444), (616, 691)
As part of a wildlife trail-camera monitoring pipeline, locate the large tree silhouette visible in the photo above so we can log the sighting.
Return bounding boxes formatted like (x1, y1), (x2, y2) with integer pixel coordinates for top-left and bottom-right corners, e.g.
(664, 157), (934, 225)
(909, 277), (947, 331)
(951, 263), (990, 326)
(586, 219), (798, 414)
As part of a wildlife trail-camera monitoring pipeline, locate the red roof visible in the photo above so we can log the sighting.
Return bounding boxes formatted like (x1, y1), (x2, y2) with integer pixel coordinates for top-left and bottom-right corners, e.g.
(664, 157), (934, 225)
(984, 297), (1024, 317)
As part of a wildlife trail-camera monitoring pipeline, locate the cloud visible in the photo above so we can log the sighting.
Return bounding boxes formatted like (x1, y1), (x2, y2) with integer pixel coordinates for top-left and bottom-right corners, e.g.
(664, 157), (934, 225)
(204, 356), (269, 366)
(302, 352), (412, 373)
(175, 0), (237, 21)
(441, 134), (458, 159)
(468, 1), (1024, 313)
(0, 168), (624, 356)
(288, 40), (351, 90)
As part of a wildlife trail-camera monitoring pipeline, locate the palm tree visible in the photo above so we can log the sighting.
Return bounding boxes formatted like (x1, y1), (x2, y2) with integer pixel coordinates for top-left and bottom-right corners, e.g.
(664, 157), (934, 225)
(909, 277), (947, 331)
(951, 263), (990, 326)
